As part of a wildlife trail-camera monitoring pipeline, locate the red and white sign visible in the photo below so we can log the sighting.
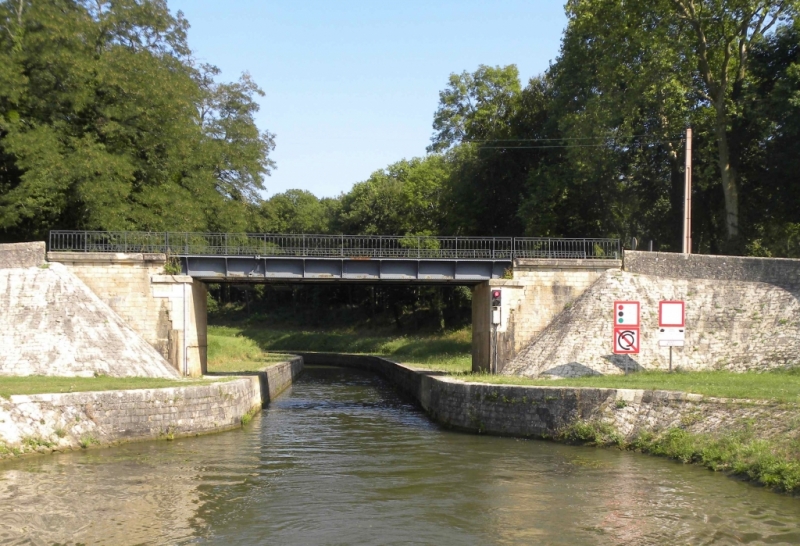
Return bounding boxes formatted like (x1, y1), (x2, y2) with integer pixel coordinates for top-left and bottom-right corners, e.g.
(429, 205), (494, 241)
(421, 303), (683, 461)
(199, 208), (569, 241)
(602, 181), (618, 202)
(613, 327), (640, 354)
(614, 301), (640, 327)
(659, 301), (685, 327)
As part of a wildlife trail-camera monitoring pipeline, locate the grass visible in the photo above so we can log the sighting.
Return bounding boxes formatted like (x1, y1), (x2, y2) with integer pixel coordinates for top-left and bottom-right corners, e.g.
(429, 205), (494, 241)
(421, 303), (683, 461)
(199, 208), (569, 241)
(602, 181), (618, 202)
(450, 369), (800, 402)
(207, 324), (472, 373)
(207, 331), (296, 373)
(558, 419), (800, 494)
(0, 376), (223, 399)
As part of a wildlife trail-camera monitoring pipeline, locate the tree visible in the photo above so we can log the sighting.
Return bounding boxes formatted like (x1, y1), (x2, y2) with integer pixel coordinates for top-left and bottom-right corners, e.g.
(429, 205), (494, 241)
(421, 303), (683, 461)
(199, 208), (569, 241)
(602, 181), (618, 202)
(337, 156), (450, 235)
(669, 0), (797, 246)
(258, 189), (337, 233)
(428, 64), (521, 153)
(0, 0), (274, 240)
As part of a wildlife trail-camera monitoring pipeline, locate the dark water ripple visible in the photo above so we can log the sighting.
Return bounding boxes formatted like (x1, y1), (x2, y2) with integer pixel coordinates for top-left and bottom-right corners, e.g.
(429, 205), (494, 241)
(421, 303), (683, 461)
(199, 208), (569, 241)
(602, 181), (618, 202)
(0, 365), (799, 545)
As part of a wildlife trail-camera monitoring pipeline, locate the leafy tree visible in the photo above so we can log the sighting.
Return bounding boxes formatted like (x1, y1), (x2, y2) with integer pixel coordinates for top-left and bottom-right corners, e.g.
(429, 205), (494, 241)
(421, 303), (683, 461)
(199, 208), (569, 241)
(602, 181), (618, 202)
(257, 189), (337, 233)
(0, 0), (274, 240)
(428, 64), (521, 153)
(337, 156), (450, 235)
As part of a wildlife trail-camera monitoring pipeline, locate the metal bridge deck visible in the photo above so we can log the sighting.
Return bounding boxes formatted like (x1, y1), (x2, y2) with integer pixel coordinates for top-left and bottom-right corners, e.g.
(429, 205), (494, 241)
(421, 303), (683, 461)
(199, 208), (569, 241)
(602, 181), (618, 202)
(49, 231), (620, 283)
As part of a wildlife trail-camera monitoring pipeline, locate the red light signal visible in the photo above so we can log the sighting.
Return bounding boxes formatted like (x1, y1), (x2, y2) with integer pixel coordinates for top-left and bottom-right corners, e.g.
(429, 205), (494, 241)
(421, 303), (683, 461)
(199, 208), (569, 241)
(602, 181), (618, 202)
(491, 289), (502, 307)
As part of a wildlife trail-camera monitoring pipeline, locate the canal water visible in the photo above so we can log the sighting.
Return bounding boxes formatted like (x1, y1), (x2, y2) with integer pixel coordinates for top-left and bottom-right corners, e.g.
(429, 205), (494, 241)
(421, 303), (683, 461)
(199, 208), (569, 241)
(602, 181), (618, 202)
(1, 366), (799, 545)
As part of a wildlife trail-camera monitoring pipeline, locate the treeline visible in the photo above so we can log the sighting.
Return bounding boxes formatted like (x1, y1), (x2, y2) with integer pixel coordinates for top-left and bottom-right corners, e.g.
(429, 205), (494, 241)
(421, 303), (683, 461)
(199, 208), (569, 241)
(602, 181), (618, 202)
(2, 1), (798, 256)
(2, 1), (799, 329)
(256, 5), (800, 257)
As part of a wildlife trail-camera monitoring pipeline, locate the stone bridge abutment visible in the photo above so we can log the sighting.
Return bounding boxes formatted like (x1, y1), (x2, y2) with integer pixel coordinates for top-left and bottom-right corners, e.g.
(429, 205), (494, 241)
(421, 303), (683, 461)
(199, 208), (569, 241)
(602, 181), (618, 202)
(472, 258), (622, 373)
(43, 252), (623, 377)
(47, 251), (208, 377)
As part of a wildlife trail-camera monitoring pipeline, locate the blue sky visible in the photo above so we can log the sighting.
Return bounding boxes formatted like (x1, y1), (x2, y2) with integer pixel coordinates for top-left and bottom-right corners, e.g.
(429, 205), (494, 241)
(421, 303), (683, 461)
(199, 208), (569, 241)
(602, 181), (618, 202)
(169, 1), (568, 198)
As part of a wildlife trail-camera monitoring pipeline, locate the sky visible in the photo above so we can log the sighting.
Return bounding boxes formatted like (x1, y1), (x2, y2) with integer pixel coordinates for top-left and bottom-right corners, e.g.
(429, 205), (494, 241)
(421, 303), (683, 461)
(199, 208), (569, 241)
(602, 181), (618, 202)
(168, 0), (569, 199)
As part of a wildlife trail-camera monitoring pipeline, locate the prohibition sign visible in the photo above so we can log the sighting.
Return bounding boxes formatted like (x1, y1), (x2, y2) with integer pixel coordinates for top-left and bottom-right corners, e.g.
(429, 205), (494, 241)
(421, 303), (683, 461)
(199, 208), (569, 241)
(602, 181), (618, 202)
(614, 327), (640, 354)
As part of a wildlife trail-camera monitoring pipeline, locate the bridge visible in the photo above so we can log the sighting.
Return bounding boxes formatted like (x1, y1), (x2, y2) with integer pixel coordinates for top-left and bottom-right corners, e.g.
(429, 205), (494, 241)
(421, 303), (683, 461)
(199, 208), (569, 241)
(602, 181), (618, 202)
(48, 231), (620, 283)
(45, 231), (622, 377)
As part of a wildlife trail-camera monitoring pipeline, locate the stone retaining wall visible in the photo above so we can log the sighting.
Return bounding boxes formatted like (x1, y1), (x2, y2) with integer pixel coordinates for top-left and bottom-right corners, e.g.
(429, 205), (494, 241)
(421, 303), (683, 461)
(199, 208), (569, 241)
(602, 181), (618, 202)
(0, 358), (303, 457)
(1, 263), (181, 378)
(299, 353), (790, 441)
(503, 269), (800, 377)
(624, 250), (800, 288)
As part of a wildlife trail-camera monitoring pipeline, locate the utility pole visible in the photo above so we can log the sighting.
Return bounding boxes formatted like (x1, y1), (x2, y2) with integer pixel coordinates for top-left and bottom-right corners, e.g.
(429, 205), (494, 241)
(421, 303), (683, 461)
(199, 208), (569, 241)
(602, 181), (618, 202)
(683, 127), (692, 254)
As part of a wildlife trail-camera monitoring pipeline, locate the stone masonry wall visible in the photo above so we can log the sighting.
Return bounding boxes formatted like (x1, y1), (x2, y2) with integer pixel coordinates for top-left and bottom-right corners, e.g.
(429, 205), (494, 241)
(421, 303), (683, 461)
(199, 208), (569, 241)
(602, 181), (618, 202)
(294, 353), (793, 446)
(0, 357), (303, 457)
(624, 250), (800, 288)
(0, 378), (262, 453)
(472, 258), (621, 372)
(47, 252), (207, 376)
(0, 242), (45, 268)
(503, 269), (800, 378)
(0, 262), (180, 378)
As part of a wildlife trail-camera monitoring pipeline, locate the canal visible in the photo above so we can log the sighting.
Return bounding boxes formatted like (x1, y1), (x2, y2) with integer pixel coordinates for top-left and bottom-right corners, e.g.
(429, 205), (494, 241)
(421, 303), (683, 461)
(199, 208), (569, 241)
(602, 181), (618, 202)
(1, 365), (799, 545)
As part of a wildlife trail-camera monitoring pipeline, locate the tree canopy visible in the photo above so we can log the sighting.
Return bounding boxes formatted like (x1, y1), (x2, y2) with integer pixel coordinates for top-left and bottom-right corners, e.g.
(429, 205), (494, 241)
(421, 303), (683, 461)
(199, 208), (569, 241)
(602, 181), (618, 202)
(1, 0), (798, 259)
(0, 0), (273, 240)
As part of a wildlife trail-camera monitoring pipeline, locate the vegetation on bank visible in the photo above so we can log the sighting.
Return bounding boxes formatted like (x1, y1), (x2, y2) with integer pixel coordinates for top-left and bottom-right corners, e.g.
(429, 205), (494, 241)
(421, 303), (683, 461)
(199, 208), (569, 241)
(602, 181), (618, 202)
(558, 419), (800, 494)
(207, 330), (295, 373)
(208, 324), (471, 373)
(0, 376), (225, 399)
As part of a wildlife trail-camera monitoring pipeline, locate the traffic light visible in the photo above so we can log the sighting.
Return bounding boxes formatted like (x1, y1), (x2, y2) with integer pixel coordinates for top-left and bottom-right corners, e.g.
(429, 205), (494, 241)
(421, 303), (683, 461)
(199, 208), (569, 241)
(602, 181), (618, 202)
(491, 289), (502, 307)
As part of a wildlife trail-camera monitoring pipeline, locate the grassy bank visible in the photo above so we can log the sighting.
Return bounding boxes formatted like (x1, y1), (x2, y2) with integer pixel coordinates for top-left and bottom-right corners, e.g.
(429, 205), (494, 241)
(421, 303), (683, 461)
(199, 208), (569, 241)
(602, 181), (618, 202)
(207, 330), (296, 373)
(0, 376), (222, 399)
(208, 325), (471, 373)
(453, 369), (800, 403)
(559, 419), (800, 494)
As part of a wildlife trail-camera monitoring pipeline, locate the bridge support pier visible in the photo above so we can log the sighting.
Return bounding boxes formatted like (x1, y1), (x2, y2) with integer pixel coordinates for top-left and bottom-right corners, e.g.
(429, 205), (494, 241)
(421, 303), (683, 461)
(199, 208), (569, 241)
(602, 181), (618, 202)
(472, 258), (621, 373)
(47, 252), (208, 377)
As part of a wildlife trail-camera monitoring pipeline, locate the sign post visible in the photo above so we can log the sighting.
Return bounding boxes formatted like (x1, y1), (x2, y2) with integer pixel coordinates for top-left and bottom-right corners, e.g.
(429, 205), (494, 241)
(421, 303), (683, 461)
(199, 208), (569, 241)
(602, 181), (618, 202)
(491, 289), (502, 373)
(613, 301), (640, 356)
(658, 301), (686, 371)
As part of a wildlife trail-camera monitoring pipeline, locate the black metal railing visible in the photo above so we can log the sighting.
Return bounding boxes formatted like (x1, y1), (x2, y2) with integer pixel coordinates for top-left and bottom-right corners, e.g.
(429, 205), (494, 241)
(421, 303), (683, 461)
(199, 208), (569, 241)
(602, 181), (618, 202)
(48, 231), (620, 260)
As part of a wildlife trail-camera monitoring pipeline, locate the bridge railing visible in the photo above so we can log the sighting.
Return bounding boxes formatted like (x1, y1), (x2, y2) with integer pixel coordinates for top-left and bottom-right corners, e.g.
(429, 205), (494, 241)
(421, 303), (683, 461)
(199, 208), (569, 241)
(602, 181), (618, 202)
(48, 231), (620, 260)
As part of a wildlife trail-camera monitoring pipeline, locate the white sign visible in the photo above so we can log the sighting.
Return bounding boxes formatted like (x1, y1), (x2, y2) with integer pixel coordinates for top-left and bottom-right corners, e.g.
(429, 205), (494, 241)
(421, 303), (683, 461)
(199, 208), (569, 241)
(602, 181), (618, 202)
(614, 301), (640, 327)
(658, 327), (685, 347)
(659, 301), (685, 327)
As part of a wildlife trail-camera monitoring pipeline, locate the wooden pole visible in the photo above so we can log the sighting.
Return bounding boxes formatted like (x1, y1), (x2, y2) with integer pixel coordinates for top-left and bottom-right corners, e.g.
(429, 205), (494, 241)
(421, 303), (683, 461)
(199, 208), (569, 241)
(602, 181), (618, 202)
(683, 128), (692, 254)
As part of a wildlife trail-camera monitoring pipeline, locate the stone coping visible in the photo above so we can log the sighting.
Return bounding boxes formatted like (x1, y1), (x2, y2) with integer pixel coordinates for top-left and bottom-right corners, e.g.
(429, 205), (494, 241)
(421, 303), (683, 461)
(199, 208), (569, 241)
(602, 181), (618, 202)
(47, 251), (166, 264)
(0, 242), (46, 268)
(514, 258), (621, 269)
(151, 274), (193, 283)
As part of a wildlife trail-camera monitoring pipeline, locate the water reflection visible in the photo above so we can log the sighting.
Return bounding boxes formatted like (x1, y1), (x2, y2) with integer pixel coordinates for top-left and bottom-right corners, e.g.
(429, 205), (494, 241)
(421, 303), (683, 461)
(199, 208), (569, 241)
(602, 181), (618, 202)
(0, 366), (798, 545)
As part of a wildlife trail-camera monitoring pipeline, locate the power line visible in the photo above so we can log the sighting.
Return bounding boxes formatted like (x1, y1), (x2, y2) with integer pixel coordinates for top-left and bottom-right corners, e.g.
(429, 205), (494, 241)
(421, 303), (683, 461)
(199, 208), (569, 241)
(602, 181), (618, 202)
(464, 134), (684, 142)
(472, 141), (684, 149)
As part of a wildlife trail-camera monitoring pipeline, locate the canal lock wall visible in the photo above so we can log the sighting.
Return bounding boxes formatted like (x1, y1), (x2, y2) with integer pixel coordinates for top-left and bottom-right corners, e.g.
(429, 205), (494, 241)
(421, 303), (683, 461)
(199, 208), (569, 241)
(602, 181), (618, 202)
(300, 353), (792, 444)
(0, 357), (303, 458)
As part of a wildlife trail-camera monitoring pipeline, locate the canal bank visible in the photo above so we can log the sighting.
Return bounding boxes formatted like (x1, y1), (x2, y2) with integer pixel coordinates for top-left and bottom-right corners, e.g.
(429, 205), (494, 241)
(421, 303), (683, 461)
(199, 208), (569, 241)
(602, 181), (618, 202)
(0, 357), (303, 458)
(300, 352), (800, 493)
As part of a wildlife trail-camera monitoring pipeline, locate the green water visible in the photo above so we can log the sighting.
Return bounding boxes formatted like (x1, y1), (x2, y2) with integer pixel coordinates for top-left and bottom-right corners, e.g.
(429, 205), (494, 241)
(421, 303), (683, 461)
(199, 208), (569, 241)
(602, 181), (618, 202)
(1, 365), (799, 545)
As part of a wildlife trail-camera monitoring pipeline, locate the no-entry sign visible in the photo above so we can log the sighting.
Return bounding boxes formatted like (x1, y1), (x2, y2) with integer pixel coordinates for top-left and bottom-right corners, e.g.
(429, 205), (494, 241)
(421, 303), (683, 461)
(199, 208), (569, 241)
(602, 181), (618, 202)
(614, 328), (640, 354)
